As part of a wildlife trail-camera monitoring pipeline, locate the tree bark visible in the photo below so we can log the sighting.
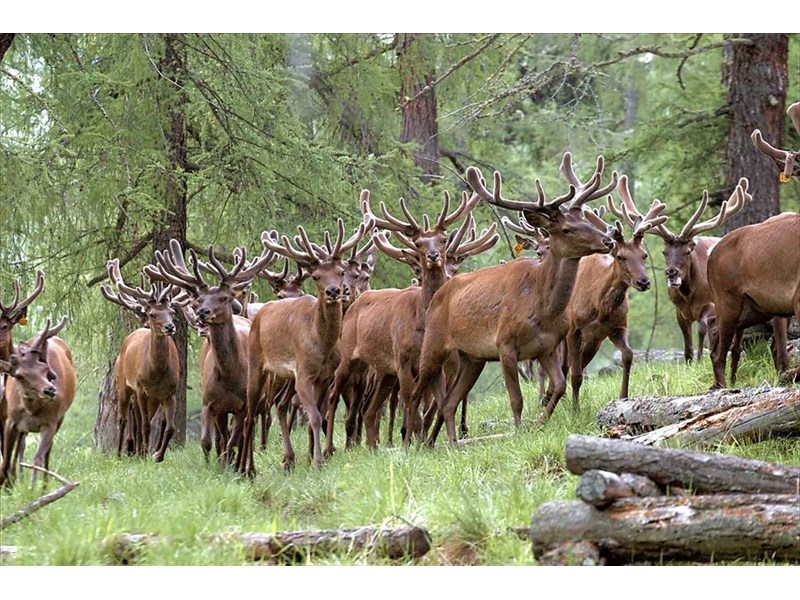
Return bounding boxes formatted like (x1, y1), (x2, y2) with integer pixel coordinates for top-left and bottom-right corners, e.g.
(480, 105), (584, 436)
(152, 32), (190, 446)
(575, 470), (662, 509)
(722, 33), (788, 230)
(596, 384), (800, 439)
(530, 494), (800, 564)
(565, 434), (800, 495)
(398, 33), (439, 184)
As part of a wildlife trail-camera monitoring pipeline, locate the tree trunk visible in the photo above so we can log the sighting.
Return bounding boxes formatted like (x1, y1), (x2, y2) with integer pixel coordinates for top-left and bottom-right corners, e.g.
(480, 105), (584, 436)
(530, 494), (800, 564)
(153, 32), (190, 446)
(723, 33), (788, 230)
(0, 34), (15, 64)
(596, 384), (800, 439)
(398, 33), (439, 184)
(565, 434), (800, 495)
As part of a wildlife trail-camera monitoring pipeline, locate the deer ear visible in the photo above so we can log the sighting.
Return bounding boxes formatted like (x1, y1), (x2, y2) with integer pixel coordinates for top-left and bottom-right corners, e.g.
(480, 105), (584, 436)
(688, 239), (697, 251)
(11, 307), (28, 325)
(514, 234), (526, 245)
(520, 209), (553, 229)
(365, 254), (377, 269)
(232, 299), (244, 315)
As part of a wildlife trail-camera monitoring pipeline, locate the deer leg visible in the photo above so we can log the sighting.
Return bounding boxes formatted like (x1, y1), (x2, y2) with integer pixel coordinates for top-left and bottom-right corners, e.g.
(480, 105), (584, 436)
(498, 345), (526, 428)
(292, 376), (323, 467)
(398, 365), (425, 445)
(697, 306), (714, 361)
(31, 424), (57, 487)
(362, 374), (395, 450)
(153, 397), (176, 463)
(438, 358), (485, 446)
(200, 405), (213, 463)
(608, 328), (633, 400)
(677, 313), (694, 363)
(729, 327), (745, 386)
(712, 316), (738, 389)
(538, 350), (568, 423)
(241, 366), (268, 476)
(537, 362), (547, 405)
(771, 317), (790, 374)
(117, 386), (132, 458)
(574, 335), (604, 409)
(137, 397), (150, 459)
(1, 419), (18, 486)
(323, 380), (343, 458)
(565, 329), (583, 411)
(458, 391), (469, 440)
(276, 397), (295, 472)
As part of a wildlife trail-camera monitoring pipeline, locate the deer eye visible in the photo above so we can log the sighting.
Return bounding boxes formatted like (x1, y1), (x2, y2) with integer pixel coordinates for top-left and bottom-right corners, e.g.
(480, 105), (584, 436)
(616, 255), (625, 261)
(643, 253), (648, 259)
(562, 229), (572, 235)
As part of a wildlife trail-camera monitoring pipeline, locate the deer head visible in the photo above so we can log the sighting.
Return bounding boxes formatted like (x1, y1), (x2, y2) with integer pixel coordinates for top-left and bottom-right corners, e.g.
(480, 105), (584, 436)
(261, 209), (375, 305)
(100, 259), (187, 336)
(0, 317), (67, 402)
(145, 240), (277, 326)
(362, 187), (480, 279)
(343, 235), (378, 305)
(751, 101), (800, 181)
(0, 270), (45, 358)
(501, 216), (550, 260)
(258, 259), (309, 300)
(466, 152), (618, 260)
(610, 176), (751, 289)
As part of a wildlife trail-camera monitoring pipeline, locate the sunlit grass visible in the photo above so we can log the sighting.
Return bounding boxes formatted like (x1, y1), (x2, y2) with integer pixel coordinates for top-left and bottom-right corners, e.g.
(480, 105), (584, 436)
(1, 340), (797, 565)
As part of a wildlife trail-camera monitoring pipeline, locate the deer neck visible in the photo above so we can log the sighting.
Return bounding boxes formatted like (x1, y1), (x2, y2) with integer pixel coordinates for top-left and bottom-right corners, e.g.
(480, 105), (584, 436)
(418, 264), (447, 320)
(146, 328), (174, 375)
(207, 314), (243, 374)
(540, 253), (582, 317)
(607, 263), (631, 308)
(314, 297), (343, 355)
(0, 338), (13, 362)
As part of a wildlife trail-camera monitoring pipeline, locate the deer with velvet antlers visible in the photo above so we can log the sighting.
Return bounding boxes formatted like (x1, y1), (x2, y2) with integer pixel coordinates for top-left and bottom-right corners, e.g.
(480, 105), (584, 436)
(236, 212), (374, 475)
(145, 240), (276, 465)
(415, 153), (617, 446)
(1, 317), (75, 487)
(100, 259), (187, 461)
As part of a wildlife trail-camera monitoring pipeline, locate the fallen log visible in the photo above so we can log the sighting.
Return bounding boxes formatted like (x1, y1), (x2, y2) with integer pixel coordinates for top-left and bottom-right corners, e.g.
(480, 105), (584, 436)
(106, 524), (430, 564)
(565, 435), (800, 495)
(596, 385), (800, 438)
(530, 494), (800, 564)
(575, 470), (662, 508)
(233, 525), (431, 561)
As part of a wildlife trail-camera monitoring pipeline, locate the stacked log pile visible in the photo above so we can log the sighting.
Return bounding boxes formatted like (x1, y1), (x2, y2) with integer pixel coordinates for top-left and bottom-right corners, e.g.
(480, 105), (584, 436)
(529, 435), (800, 565)
(596, 385), (800, 446)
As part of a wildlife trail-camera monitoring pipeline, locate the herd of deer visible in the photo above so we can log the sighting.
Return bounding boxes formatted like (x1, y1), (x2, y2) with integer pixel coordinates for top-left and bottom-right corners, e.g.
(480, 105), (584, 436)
(0, 105), (797, 485)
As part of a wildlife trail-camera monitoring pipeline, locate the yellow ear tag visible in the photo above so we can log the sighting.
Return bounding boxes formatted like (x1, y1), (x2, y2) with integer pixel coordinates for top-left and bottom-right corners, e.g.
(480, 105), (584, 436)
(19, 316), (28, 326)
(513, 242), (524, 256)
(779, 172), (791, 183)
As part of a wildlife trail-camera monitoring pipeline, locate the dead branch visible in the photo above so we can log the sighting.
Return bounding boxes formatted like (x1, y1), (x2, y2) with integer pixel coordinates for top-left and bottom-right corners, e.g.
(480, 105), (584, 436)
(0, 465), (79, 531)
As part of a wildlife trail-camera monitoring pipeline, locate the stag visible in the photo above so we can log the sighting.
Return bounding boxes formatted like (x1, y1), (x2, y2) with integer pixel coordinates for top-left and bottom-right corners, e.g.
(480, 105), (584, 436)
(239, 213), (373, 474)
(615, 177), (751, 363)
(564, 189), (667, 408)
(1, 317), (75, 487)
(414, 153), (617, 446)
(100, 259), (186, 461)
(1, 270), (45, 451)
(327, 187), (486, 450)
(145, 240), (276, 464)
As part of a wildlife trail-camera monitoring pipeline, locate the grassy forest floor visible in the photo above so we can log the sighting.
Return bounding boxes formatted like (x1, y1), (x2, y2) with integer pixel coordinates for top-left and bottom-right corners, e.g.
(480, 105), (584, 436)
(1, 341), (798, 566)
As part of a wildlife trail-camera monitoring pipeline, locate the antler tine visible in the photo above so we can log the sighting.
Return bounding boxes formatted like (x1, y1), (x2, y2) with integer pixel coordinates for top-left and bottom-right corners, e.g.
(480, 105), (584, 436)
(612, 176), (674, 240)
(150, 240), (206, 291)
(563, 153), (619, 209)
(229, 245), (279, 285)
(501, 215), (540, 240)
(466, 167), (539, 213)
(632, 201), (669, 238)
(330, 218), (346, 258)
(453, 222), (499, 257)
(678, 190), (711, 240)
(373, 231), (417, 267)
(447, 212), (475, 256)
(751, 129), (788, 160)
(340, 217), (375, 259)
(259, 256), (291, 284)
(2, 269), (45, 317)
(687, 179), (751, 237)
(397, 198), (420, 232)
(32, 316), (68, 352)
(370, 199), (418, 236)
(788, 102), (800, 135)
(100, 284), (142, 313)
(422, 214), (431, 232)
(439, 187), (482, 231)
(186, 248), (210, 290)
(582, 206), (610, 232)
(106, 259), (153, 304)
(435, 190), (452, 230)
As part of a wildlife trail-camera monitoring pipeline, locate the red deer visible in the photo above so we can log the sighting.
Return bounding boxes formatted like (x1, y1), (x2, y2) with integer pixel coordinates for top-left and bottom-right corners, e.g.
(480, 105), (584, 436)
(614, 177), (751, 363)
(239, 213), (373, 474)
(750, 101), (799, 182)
(0, 270), (45, 452)
(327, 188), (483, 449)
(100, 259), (184, 461)
(414, 153), (617, 446)
(145, 240), (276, 464)
(247, 259), (309, 319)
(0, 317), (75, 487)
(564, 187), (667, 408)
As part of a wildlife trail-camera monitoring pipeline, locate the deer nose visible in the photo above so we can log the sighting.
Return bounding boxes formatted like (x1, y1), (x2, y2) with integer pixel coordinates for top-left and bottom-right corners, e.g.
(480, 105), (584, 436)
(602, 237), (614, 249)
(197, 307), (210, 319)
(325, 286), (341, 300)
(43, 386), (57, 398)
(164, 323), (176, 335)
(426, 250), (441, 262)
(665, 267), (678, 277)
(636, 277), (651, 291)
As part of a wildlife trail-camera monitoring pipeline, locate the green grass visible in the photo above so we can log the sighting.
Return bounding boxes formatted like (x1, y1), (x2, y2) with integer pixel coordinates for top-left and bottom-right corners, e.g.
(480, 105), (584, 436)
(1, 341), (798, 566)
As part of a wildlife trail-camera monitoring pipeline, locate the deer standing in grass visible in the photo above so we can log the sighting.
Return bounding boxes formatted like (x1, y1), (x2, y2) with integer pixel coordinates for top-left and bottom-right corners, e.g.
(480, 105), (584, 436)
(145, 240), (276, 465)
(0, 270), (45, 453)
(414, 154), (617, 446)
(238, 214), (374, 474)
(628, 179), (752, 363)
(327, 188), (483, 450)
(100, 259), (185, 461)
(0, 317), (75, 487)
(563, 182), (668, 408)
